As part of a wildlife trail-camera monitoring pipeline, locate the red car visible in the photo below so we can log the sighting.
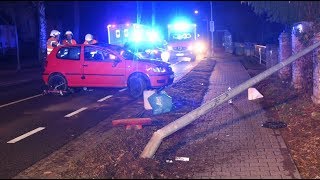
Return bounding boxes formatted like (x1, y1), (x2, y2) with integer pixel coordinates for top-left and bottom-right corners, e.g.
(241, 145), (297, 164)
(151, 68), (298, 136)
(42, 44), (174, 98)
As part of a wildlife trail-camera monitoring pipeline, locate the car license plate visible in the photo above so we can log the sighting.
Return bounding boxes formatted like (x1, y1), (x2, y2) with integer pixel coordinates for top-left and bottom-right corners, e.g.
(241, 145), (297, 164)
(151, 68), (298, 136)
(176, 53), (184, 56)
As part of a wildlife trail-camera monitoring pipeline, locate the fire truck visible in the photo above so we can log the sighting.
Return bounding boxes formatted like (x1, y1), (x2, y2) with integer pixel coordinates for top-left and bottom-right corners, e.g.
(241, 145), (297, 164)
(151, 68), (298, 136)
(107, 23), (155, 46)
(107, 23), (170, 61)
(166, 22), (206, 61)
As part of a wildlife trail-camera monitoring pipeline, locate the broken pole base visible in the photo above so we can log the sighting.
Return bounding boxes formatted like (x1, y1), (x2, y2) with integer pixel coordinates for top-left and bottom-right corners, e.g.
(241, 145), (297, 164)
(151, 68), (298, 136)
(126, 124), (143, 130)
(112, 118), (152, 130)
(311, 95), (320, 105)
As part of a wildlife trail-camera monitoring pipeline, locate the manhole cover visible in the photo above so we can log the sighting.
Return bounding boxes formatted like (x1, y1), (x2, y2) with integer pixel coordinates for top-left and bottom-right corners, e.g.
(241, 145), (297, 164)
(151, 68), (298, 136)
(261, 121), (287, 129)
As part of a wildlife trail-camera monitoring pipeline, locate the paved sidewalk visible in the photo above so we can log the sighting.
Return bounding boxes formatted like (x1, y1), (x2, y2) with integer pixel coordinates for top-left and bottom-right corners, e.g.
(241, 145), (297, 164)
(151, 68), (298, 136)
(181, 51), (301, 179)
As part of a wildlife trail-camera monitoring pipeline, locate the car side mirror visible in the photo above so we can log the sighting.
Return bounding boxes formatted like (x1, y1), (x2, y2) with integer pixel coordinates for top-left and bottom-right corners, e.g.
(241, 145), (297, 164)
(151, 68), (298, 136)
(112, 58), (121, 67)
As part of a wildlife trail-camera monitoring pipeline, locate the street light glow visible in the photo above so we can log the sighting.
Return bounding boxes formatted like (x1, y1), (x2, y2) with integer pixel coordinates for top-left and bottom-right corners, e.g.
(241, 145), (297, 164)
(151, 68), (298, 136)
(194, 10), (199, 14)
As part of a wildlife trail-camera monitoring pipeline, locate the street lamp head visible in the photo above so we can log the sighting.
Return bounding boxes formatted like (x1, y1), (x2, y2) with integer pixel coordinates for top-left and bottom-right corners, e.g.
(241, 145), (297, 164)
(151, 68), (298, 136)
(194, 10), (199, 14)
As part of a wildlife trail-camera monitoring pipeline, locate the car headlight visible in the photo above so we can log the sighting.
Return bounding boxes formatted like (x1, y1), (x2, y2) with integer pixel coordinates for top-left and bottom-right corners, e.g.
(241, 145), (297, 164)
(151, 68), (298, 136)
(152, 66), (167, 73)
(167, 46), (173, 51)
(195, 42), (206, 53)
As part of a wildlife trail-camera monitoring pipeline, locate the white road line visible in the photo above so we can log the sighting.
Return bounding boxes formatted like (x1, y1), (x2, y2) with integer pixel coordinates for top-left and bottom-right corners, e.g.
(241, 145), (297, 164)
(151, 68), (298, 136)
(64, 107), (88, 118)
(119, 88), (127, 92)
(0, 94), (43, 109)
(172, 60), (183, 66)
(97, 95), (113, 102)
(7, 127), (45, 144)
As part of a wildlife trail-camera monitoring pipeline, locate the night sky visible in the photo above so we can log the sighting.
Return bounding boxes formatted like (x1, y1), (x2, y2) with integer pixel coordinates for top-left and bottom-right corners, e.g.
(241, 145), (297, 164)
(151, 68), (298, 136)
(45, 1), (284, 45)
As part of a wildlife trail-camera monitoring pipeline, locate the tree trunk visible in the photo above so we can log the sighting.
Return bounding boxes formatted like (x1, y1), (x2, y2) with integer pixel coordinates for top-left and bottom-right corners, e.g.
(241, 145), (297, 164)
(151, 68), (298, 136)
(278, 32), (292, 80)
(10, 8), (20, 71)
(38, 1), (47, 64)
(312, 32), (320, 104)
(73, 1), (80, 42)
(291, 21), (313, 91)
(266, 44), (278, 69)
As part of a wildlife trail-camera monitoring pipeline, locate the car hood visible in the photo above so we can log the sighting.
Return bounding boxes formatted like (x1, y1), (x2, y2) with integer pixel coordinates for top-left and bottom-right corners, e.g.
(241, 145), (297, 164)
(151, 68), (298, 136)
(138, 58), (170, 67)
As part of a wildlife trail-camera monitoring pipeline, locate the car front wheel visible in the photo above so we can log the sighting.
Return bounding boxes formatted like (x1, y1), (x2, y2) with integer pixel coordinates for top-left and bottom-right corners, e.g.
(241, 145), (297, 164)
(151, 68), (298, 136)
(128, 76), (147, 98)
(48, 74), (68, 96)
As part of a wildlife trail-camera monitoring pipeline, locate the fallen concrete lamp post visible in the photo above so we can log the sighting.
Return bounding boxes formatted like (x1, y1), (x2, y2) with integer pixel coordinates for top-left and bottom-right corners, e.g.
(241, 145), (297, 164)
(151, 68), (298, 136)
(140, 41), (320, 158)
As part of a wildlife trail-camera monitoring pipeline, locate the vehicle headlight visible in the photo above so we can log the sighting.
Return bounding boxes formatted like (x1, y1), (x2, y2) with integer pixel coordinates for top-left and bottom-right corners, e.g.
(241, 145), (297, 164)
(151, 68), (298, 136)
(152, 66), (167, 73)
(167, 46), (173, 51)
(195, 42), (206, 53)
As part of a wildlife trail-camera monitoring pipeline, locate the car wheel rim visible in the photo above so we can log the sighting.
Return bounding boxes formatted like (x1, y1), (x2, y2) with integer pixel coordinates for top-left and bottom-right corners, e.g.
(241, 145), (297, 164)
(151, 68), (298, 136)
(49, 76), (67, 91)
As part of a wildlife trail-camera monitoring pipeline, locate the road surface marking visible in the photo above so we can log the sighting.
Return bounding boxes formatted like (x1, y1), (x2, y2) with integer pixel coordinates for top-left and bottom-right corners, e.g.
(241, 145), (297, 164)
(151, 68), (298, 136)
(7, 127), (45, 144)
(0, 94), (43, 109)
(64, 107), (88, 117)
(172, 60), (183, 66)
(119, 88), (127, 92)
(97, 95), (113, 102)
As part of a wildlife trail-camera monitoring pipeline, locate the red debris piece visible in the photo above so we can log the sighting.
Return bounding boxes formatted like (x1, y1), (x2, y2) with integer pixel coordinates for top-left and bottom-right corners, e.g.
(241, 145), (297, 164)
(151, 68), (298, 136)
(112, 118), (152, 130)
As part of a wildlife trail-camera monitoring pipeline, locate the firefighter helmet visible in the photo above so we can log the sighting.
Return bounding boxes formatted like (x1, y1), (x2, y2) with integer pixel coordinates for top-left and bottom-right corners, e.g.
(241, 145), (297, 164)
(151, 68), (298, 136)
(85, 34), (93, 41)
(65, 31), (73, 36)
(50, 30), (60, 37)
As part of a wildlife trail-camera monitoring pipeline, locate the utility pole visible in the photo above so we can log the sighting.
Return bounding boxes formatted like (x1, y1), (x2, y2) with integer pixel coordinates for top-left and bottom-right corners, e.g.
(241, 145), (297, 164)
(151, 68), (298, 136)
(137, 1), (142, 24)
(210, 1), (214, 57)
(152, 2), (155, 27)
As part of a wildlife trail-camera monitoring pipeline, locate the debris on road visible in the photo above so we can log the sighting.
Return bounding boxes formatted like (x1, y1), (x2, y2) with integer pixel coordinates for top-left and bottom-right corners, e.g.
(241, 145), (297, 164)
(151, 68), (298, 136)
(148, 91), (173, 115)
(165, 160), (173, 163)
(248, 87), (263, 100)
(112, 118), (152, 130)
(228, 87), (233, 104)
(175, 157), (190, 162)
(261, 121), (287, 129)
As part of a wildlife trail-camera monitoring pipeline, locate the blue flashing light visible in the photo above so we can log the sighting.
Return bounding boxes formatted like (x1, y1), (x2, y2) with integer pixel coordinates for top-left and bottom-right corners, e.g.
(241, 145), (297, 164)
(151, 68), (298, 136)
(173, 22), (191, 31)
(133, 29), (143, 42)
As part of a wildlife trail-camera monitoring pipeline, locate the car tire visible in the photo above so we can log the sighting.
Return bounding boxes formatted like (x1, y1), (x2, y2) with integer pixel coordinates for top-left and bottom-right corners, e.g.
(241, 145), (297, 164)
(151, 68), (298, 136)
(48, 73), (68, 96)
(128, 75), (147, 99)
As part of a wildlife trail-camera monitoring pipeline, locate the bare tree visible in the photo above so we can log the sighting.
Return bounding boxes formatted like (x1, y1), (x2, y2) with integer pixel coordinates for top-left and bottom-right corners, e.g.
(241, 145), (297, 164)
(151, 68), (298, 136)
(73, 1), (80, 42)
(36, 1), (47, 64)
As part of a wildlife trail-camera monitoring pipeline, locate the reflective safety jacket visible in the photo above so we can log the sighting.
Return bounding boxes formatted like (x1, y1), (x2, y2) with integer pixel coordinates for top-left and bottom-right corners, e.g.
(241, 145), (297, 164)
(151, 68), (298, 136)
(83, 39), (98, 45)
(62, 39), (77, 45)
(47, 37), (59, 55)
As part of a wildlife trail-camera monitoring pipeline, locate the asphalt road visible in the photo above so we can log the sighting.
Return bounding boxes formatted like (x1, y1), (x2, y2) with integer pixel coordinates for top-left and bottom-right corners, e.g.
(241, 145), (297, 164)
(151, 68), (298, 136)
(0, 57), (203, 178)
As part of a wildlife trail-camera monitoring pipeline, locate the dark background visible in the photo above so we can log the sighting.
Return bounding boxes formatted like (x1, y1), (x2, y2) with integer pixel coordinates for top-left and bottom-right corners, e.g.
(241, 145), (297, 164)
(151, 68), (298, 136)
(46, 1), (284, 44)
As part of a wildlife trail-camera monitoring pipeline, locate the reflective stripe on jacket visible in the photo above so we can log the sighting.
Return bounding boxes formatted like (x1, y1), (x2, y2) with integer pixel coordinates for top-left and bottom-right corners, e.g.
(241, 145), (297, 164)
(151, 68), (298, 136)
(47, 37), (59, 55)
(62, 39), (77, 45)
(83, 39), (98, 45)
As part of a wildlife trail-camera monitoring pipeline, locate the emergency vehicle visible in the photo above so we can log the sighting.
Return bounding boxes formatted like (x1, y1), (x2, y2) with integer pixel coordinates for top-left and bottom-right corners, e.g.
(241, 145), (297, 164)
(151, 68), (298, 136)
(107, 23), (170, 61)
(167, 22), (206, 61)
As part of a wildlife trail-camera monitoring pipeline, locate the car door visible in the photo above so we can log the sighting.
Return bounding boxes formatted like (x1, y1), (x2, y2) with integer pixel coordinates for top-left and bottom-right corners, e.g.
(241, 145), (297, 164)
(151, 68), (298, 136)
(55, 46), (82, 86)
(82, 46), (126, 87)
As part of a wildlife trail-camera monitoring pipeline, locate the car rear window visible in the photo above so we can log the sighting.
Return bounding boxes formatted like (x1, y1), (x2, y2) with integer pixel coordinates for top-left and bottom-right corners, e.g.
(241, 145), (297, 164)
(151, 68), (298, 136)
(56, 46), (81, 60)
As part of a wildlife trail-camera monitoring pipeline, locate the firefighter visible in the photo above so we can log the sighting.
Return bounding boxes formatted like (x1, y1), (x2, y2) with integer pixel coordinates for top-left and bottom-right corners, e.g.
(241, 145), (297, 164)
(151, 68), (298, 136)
(47, 30), (61, 55)
(83, 34), (98, 45)
(62, 31), (77, 45)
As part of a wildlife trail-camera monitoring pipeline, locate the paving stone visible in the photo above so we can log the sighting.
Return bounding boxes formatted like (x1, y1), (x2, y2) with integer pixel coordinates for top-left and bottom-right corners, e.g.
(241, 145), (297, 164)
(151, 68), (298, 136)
(191, 52), (301, 179)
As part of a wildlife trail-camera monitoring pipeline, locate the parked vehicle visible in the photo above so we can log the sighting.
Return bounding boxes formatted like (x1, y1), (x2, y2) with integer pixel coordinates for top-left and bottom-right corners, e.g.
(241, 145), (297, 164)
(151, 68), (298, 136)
(42, 44), (174, 98)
